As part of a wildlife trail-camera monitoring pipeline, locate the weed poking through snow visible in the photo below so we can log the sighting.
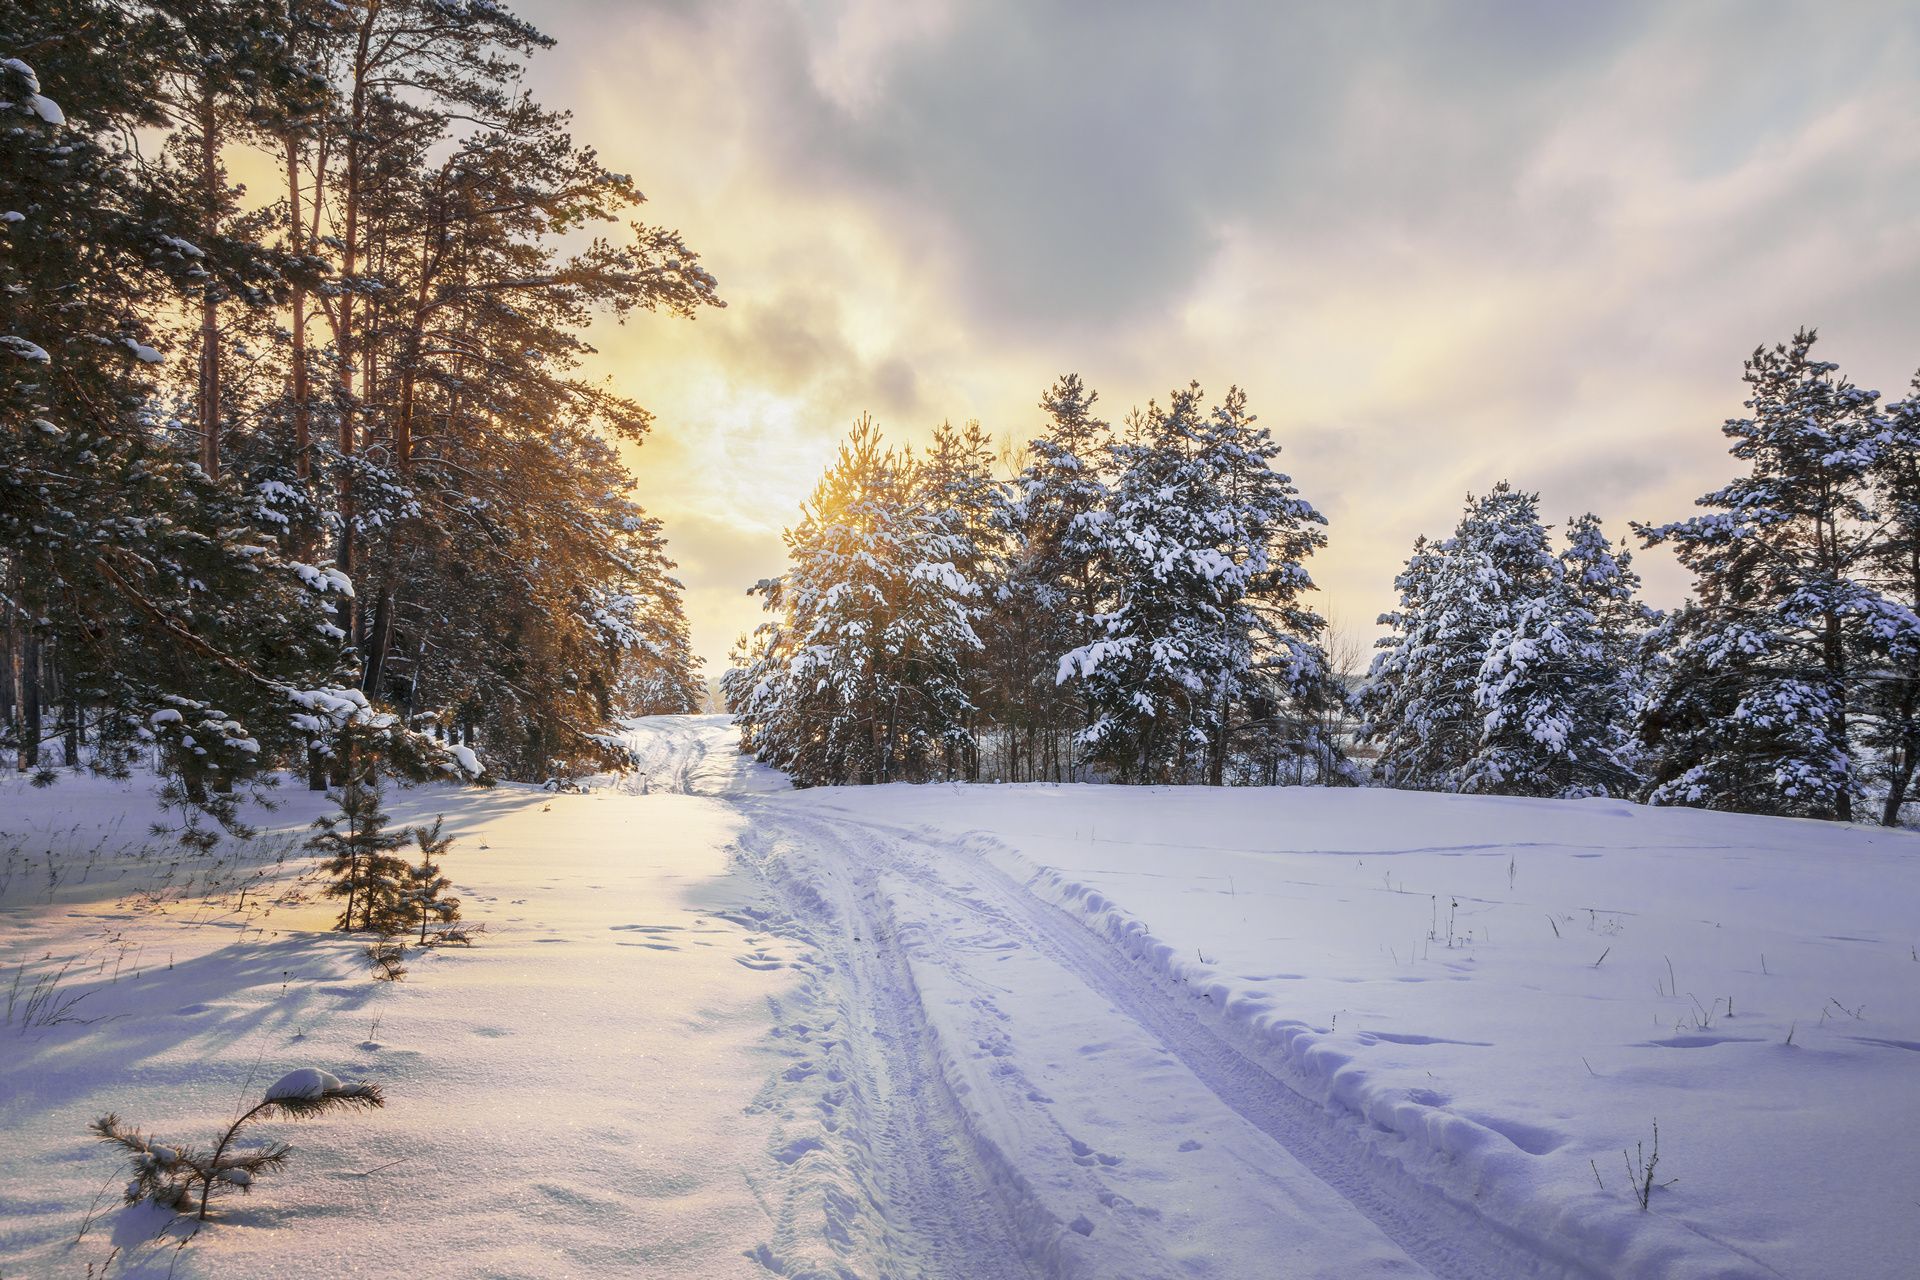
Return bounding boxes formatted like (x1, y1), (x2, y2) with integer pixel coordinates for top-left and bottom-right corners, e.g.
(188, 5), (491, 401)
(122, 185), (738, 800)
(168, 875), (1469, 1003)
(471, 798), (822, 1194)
(1624, 1119), (1677, 1211)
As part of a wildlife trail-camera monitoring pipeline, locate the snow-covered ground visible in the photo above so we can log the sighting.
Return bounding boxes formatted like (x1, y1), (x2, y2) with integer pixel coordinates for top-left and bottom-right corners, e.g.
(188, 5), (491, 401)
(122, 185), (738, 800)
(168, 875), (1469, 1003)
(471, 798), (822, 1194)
(0, 735), (799, 1278)
(4, 716), (1916, 1278)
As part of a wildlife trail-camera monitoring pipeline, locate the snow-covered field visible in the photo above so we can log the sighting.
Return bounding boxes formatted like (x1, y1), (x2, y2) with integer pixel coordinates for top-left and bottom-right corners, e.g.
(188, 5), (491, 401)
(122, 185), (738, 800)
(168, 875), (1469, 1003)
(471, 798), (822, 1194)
(3, 716), (1916, 1278)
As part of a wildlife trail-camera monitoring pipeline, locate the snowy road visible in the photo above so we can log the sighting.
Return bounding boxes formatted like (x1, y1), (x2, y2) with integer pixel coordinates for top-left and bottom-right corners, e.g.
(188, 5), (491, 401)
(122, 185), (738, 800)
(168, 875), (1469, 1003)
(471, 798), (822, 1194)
(630, 717), (1578, 1279)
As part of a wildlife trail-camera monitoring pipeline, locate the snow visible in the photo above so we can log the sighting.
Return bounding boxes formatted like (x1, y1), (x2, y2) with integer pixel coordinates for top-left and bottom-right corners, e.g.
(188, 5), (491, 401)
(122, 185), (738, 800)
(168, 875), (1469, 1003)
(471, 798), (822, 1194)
(3, 716), (1916, 1278)
(1, 753), (790, 1277)
(27, 92), (64, 126)
(1, 334), (51, 363)
(2, 57), (41, 92)
(264, 1068), (342, 1102)
(767, 778), (1920, 1278)
(290, 560), (354, 596)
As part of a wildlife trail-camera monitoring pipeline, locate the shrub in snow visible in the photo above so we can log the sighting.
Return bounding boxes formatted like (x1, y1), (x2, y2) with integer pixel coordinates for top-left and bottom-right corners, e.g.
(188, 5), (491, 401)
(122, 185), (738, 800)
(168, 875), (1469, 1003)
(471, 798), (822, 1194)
(91, 1069), (383, 1221)
(310, 772), (413, 932)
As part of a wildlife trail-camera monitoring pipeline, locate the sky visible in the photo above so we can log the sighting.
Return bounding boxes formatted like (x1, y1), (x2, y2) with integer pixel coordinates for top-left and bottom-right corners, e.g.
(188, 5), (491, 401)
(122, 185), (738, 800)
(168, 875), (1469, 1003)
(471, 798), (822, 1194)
(516, 0), (1920, 676)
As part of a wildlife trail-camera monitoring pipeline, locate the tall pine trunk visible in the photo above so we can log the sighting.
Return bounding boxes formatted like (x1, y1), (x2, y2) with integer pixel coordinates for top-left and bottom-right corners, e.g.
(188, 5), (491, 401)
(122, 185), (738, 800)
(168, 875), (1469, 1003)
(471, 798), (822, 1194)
(286, 133), (311, 486)
(9, 620), (39, 771)
(195, 83), (222, 481)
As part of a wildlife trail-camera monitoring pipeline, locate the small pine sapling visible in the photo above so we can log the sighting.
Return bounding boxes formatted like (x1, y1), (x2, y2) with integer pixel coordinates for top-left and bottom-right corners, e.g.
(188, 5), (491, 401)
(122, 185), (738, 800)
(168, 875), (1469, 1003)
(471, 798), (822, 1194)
(364, 939), (408, 981)
(310, 773), (413, 932)
(91, 1069), (384, 1221)
(407, 818), (462, 944)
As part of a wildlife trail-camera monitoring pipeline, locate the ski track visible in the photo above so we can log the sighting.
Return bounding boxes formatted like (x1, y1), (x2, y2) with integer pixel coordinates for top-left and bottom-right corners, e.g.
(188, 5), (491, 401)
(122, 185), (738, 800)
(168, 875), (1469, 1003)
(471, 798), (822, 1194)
(734, 819), (1042, 1280)
(624, 719), (1600, 1280)
(761, 808), (1586, 1280)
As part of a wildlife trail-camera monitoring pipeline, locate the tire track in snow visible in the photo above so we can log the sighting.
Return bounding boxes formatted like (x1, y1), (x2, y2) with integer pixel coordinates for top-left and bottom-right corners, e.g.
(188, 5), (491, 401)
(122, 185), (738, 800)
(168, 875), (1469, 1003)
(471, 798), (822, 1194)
(734, 816), (1043, 1280)
(782, 810), (1596, 1280)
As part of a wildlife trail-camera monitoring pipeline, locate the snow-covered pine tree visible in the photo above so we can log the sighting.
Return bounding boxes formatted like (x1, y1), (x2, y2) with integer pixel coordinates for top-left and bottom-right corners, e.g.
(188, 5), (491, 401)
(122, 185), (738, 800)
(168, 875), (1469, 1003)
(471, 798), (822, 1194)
(1560, 514), (1653, 675)
(405, 817), (461, 944)
(1059, 387), (1213, 782)
(310, 769), (413, 933)
(1857, 373), (1920, 824)
(988, 375), (1113, 781)
(921, 419), (1007, 779)
(727, 417), (981, 786)
(1059, 384), (1333, 784)
(1360, 484), (1558, 792)
(5, 0), (715, 800)
(1359, 535), (1445, 786)
(0, 26), (467, 811)
(1469, 514), (1645, 798)
(1192, 386), (1338, 786)
(1636, 330), (1893, 820)
(722, 588), (793, 767)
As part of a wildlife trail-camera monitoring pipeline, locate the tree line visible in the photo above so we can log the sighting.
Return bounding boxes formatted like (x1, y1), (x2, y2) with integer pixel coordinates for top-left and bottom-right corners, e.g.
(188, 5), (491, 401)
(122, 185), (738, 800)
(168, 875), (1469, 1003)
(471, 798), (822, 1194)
(2, 0), (710, 816)
(729, 332), (1920, 826)
(725, 377), (1345, 788)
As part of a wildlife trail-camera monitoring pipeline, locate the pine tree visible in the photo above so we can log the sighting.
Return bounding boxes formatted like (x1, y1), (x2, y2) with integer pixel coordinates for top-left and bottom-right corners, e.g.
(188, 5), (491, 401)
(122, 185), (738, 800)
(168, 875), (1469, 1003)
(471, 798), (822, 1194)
(1190, 386), (1337, 785)
(988, 375), (1112, 780)
(406, 817), (461, 944)
(310, 771), (412, 932)
(1560, 513), (1653, 676)
(727, 417), (980, 786)
(1, 14), (462, 810)
(922, 419), (1005, 778)
(3, 0), (709, 801)
(93, 1068), (382, 1221)
(1469, 529), (1644, 799)
(1636, 330), (1888, 819)
(1059, 387), (1213, 782)
(1856, 373), (1920, 824)
(1060, 384), (1333, 784)
(1361, 484), (1559, 792)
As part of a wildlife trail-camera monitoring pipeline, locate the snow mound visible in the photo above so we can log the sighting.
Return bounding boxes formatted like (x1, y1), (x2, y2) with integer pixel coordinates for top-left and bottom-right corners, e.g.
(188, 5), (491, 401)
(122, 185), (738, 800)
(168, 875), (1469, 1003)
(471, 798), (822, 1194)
(265, 1068), (343, 1102)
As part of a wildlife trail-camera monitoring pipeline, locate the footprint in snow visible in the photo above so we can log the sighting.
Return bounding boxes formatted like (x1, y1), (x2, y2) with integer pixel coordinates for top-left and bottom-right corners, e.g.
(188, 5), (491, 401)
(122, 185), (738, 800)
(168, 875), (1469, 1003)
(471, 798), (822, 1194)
(737, 951), (784, 970)
(773, 1137), (822, 1166)
(1069, 1138), (1123, 1167)
(1097, 1190), (1158, 1221)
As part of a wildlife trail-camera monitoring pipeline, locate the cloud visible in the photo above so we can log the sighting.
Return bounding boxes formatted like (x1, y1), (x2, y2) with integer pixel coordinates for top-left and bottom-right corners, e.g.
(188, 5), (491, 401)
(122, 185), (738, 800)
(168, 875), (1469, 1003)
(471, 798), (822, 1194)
(525, 0), (1920, 670)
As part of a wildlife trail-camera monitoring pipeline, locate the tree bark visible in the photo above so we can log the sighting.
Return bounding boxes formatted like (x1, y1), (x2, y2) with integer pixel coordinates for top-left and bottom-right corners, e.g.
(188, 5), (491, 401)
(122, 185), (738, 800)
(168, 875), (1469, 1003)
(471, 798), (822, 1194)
(196, 81), (222, 480)
(286, 133), (311, 486)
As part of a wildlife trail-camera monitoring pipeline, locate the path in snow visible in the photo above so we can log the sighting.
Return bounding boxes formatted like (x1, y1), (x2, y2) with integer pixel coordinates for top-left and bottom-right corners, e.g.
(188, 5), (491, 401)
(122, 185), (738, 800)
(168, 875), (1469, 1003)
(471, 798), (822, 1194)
(621, 718), (1580, 1279)
(609, 713), (790, 798)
